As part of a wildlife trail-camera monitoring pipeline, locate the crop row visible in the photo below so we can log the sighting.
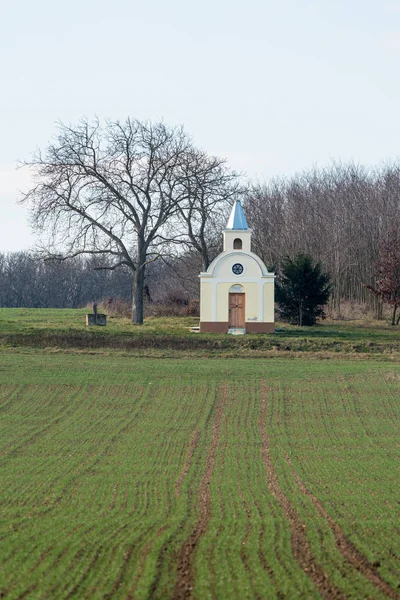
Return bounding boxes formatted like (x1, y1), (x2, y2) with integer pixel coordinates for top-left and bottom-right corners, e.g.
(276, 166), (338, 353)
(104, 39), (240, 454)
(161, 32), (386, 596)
(0, 358), (399, 599)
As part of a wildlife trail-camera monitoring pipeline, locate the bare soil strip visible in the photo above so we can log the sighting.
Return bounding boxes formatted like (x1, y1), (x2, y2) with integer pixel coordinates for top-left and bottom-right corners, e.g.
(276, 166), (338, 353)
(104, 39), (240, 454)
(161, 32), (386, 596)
(173, 384), (228, 600)
(284, 452), (400, 600)
(259, 382), (346, 600)
(175, 429), (201, 497)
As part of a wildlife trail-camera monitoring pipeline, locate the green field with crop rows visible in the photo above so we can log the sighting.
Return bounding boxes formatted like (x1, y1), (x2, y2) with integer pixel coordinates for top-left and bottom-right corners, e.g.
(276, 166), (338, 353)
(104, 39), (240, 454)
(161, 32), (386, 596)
(1, 352), (399, 599)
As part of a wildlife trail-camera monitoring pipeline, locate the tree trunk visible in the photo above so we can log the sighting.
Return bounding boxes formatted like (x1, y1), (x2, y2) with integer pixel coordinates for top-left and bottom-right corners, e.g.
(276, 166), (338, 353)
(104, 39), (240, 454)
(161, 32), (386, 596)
(202, 254), (210, 271)
(131, 260), (146, 325)
(391, 304), (398, 326)
(131, 269), (145, 324)
(200, 237), (210, 271)
(131, 233), (148, 325)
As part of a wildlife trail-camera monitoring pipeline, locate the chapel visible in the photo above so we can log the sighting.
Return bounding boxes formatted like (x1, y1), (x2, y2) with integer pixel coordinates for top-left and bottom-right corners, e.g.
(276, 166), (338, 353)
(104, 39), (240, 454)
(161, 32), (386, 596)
(199, 200), (275, 334)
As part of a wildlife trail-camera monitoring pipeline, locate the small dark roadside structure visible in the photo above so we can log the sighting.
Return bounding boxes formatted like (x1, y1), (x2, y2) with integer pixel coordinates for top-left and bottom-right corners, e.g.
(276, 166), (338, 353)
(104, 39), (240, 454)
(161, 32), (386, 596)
(86, 302), (107, 326)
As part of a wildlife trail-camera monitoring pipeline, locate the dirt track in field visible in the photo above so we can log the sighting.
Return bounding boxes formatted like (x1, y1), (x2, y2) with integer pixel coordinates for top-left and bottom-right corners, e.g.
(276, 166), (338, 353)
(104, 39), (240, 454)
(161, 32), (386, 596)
(259, 381), (346, 600)
(173, 384), (228, 600)
(175, 429), (201, 498)
(285, 452), (400, 600)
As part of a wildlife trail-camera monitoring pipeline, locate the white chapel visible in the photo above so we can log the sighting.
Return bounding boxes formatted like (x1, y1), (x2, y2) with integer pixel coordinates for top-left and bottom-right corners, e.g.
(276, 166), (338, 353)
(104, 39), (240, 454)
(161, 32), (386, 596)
(199, 200), (275, 333)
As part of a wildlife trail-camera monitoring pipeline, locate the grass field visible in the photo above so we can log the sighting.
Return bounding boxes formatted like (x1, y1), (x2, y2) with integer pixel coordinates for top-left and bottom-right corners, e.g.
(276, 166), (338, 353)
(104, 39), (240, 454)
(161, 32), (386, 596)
(1, 335), (400, 599)
(1, 308), (400, 357)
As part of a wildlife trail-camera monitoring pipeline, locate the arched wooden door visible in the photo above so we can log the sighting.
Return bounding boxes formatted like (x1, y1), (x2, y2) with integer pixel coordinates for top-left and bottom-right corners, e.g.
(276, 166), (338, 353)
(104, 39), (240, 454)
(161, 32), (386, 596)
(229, 293), (245, 328)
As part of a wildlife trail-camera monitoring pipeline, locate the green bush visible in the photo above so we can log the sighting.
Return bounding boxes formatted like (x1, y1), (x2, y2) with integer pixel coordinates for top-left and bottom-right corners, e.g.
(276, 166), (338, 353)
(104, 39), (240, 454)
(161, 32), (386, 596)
(276, 254), (331, 326)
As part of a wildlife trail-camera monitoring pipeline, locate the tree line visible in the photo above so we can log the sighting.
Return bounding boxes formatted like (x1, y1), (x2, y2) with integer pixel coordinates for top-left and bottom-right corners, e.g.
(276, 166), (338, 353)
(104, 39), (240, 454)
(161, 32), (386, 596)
(246, 162), (400, 315)
(0, 253), (131, 309)
(0, 250), (201, 311)
(12, 117), (400, 321)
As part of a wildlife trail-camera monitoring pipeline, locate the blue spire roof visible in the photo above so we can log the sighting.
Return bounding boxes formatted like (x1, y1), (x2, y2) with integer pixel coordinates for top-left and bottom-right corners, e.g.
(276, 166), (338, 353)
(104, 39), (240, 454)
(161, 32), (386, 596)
(226, 200), (248, 230)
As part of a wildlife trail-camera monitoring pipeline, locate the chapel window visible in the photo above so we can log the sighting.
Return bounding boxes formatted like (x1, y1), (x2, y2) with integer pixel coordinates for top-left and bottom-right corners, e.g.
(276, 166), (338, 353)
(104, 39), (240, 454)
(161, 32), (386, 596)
(233, 238), (242, 249)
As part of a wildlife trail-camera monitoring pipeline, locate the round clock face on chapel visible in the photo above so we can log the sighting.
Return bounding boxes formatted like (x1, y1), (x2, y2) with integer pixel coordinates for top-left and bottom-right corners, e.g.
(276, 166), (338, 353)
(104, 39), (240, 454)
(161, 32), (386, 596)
(232, 263), (244, 275)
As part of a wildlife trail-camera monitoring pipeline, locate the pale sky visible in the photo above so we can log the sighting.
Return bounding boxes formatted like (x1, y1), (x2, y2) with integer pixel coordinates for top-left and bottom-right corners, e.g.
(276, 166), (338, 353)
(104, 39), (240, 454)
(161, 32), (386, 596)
(2, 0), (400, 251)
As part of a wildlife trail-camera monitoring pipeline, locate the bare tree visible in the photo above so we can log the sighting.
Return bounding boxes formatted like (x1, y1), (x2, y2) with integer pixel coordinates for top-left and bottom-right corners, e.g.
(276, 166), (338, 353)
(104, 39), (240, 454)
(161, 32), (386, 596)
(21, 118), (192, 323)
(177, 150), (242, 270)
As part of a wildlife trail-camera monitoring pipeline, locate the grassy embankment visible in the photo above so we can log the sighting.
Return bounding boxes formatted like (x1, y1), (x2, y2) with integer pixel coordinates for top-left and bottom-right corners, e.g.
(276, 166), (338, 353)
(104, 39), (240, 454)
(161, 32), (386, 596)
(0, 307), (400, 357)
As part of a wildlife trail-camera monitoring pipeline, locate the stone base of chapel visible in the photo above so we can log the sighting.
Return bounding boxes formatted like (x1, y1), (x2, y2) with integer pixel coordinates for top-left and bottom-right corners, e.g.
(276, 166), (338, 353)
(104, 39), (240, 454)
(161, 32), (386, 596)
(245, 322), (275, 333)
(200, 322), (229, 333)
(200, 322), (275, 334)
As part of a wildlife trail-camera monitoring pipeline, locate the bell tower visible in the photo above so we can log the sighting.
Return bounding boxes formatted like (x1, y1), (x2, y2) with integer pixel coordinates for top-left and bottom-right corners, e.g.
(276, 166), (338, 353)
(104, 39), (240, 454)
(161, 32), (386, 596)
(223, 200), (252, 253)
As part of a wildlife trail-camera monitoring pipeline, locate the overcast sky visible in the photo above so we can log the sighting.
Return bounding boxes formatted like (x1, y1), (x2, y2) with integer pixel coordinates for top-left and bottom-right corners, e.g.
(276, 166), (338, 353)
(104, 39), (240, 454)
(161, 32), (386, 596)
(2, 0), (400, 251)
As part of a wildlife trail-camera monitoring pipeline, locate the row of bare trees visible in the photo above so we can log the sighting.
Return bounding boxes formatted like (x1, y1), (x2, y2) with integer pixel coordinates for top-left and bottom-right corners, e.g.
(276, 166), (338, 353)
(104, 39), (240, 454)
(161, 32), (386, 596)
(246, 162), (400, 314)
(0, 253), (131, 308)
(0, 250), (202, 311)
